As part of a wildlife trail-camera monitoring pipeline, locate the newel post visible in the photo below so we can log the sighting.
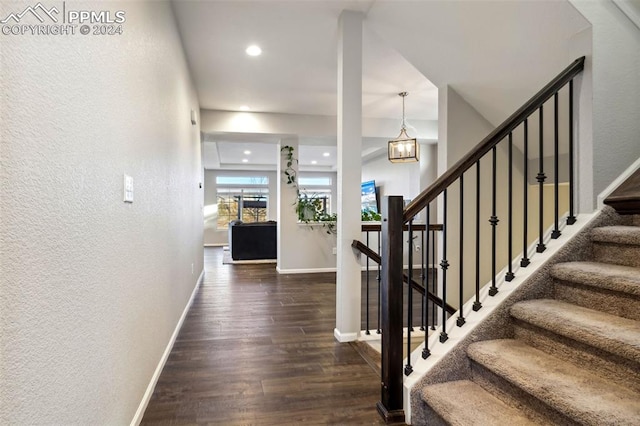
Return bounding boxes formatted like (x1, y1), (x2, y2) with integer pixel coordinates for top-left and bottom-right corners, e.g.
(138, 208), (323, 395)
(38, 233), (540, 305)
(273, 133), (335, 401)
(377, 196), (405, 423)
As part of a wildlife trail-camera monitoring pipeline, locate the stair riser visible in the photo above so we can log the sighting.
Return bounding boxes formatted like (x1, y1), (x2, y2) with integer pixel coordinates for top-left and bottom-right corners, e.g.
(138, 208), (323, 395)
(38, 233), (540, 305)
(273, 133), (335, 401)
(415, 402), (449, 426)
(555, 280), (640, 321)
(469, 361), (579, 426)
(592, 242), (640, 268)
(513, 320), (640, 393)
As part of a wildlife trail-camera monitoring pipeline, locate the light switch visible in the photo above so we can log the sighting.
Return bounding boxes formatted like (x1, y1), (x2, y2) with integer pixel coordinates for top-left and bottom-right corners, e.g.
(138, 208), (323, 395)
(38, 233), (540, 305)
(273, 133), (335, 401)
(124, 174), (134, 203)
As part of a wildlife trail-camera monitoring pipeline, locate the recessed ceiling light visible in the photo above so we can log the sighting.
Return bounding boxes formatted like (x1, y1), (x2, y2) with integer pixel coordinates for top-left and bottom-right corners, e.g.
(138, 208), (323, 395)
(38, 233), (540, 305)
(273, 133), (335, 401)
(243, 150), (251, 155)
(239, 105), (250, 111)
(311, 160), (317, 165)
(245, 45), (262, 56)
(323, 152), (330, 157)
(242, 159), (249, 163)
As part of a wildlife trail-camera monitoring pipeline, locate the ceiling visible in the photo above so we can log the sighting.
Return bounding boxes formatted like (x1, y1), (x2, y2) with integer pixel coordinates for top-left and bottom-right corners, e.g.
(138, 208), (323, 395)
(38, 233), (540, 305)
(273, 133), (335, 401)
(173, 0), (591, 171)
(172, 0), (437, 170)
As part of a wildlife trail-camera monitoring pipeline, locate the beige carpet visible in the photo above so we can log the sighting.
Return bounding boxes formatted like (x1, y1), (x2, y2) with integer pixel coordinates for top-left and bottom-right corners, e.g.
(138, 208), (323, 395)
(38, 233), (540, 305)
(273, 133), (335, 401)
(417, 218), (640, 425)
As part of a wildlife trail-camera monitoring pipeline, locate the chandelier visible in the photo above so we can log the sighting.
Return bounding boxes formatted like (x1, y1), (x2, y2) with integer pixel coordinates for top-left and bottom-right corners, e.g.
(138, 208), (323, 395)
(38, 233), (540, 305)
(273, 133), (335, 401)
(388, 92), (419, 163)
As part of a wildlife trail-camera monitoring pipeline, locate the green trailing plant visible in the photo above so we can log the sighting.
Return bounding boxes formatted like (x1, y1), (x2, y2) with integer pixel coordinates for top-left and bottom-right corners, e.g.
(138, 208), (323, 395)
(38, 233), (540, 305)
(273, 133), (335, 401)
(280, 145), (381, 234)
(281, 145), (336, 234)
(281, 145), (298, 188)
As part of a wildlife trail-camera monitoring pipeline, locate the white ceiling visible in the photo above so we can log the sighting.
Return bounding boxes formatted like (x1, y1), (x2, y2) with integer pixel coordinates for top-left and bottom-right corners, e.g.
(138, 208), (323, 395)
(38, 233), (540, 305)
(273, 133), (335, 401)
(174, 0), (591, 170)
(172, 0), (437, 120)
(172, 0), (438, 170)
(366, 0), (591, 126)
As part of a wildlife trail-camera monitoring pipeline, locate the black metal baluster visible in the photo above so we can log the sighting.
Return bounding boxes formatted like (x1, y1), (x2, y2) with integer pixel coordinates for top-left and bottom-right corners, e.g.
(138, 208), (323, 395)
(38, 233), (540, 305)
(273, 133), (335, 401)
(420, 228), (425, 332)
(521, 119), (531, 267)
(440, 190), (449, 343)
(473, 161), (482, 311)
(431, 220), (436, 330)
(489, 147), (499, 296)
(537, 105), (547, 253)
(506, 133), (515, 282)
(567, 80), (576, 225)
(366, 231), (371, 334)
(422, 205), (431, 359)
(405, 220), (414, 376)
(377, 230), (382, 334)
(457, 175), (466, 326)
(551, 92), (561, 239)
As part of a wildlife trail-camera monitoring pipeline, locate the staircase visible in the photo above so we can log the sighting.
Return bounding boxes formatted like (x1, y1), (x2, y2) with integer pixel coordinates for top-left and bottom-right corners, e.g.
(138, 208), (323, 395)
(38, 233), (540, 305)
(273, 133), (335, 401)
(418, 215), (640, 425)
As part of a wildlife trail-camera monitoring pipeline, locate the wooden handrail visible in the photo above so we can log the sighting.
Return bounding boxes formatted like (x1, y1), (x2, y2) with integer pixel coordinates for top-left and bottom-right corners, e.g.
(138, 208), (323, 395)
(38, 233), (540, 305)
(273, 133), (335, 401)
(361, 223), (444, 232)
(403, 56), (585, 222)
(352, 239), (381, 263)
(351, 239), (456, 315)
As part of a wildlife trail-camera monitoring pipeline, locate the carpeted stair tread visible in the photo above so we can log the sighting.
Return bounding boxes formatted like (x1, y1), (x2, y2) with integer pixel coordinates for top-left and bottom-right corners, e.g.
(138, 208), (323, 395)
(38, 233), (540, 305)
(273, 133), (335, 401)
(591, 225), (640, 245)
(511, 299), (640, 363)
(421, 380), (540, 426)
(551, 261), (640, 296)
(467, 339), (640, 425)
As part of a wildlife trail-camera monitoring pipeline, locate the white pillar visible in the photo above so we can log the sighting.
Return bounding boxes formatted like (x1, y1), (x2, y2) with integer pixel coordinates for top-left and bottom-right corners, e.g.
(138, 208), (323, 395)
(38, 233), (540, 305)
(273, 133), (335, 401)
(277, 137), (299, 272)
(335, 10), (363, 343)
(419, 143), (438, 222)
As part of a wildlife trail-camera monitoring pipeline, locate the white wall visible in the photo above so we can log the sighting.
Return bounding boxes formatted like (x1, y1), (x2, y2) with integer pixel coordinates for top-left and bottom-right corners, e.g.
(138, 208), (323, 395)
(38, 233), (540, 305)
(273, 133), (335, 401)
(277, 141), (337, 273)
(569, 0), (640, 210)
(200, 109), (438, 140)
(362, 153), (422, 202)
(0, 2), (203, 424)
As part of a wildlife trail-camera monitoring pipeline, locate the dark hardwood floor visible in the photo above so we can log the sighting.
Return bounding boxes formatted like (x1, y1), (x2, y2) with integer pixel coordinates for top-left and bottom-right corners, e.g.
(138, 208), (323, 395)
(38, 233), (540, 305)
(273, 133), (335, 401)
(142, 247), (387, 425)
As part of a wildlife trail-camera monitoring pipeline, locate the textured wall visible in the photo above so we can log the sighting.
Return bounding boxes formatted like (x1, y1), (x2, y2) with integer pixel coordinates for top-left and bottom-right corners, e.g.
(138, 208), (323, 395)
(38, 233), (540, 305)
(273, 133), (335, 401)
(569, 0), (640, 208)
(0, 1), (203, 424)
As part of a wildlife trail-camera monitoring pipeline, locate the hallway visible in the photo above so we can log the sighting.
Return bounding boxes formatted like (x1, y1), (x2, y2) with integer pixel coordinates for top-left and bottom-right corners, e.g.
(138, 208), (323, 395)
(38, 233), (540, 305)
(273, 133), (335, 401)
(142, 247), (385, 424)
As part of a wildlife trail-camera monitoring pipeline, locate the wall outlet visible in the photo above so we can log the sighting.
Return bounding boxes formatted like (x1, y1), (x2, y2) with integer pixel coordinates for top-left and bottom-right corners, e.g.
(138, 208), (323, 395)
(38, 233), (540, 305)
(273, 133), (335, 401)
(191, 263), (194, 274)
(332, 247), (337, 255)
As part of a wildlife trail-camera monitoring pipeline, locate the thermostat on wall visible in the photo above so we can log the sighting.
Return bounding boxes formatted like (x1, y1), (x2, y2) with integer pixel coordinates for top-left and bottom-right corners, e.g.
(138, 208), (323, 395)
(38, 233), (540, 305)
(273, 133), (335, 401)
(124, 174), (134, 203)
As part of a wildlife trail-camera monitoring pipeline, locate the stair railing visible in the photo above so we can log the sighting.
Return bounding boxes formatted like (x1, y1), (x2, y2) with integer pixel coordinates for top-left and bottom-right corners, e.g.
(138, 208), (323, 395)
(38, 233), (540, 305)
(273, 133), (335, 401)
(354, 224), (453, 336)
(376, 56), (585, 423)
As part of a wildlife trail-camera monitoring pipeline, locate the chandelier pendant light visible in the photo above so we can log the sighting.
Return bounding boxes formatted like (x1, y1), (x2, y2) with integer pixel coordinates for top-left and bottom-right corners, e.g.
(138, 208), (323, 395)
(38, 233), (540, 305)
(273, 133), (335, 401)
(388, 91), (419, 163)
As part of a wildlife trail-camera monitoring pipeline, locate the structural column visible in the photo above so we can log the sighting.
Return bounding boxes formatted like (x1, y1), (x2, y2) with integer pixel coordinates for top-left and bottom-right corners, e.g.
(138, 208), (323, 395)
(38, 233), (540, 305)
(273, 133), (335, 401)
(334, 10), (363, 342)
(419, 143), (438, 222)
(276, 137), (299, 272)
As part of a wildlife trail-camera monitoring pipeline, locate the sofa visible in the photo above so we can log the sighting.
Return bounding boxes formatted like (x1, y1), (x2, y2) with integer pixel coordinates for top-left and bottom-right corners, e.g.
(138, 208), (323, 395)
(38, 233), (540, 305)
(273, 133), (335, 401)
(228, 220), (277, 260)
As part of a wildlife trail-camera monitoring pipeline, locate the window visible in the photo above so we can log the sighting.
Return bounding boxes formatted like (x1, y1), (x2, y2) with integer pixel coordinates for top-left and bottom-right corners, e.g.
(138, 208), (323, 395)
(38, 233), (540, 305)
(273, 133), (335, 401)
(298, 177), (332, 186)
(216, 176), (269, 229)
(297, 174), (333, 220)
(298, 189), (331, 218)
(216, 176), (268, 185)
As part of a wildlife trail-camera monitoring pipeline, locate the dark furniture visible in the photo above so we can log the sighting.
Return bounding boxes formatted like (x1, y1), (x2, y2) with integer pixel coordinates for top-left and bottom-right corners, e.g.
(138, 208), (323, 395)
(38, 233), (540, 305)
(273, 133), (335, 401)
(228, 220), (277, 260)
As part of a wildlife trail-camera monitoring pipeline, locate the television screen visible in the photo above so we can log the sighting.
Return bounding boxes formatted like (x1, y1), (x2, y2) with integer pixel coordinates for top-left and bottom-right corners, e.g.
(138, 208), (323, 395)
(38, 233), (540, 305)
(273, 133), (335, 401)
(361, 180), (378, 213)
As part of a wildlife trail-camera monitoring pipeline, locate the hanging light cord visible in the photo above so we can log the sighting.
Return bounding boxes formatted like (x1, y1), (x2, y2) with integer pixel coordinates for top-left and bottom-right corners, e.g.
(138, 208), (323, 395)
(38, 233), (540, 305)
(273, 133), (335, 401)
(399, 92), (408, 131)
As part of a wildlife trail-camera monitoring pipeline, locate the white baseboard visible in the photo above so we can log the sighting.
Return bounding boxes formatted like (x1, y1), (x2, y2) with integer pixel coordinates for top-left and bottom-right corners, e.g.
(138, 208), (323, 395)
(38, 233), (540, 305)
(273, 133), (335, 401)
(334, 328), (358, 342)
(276, 266), (337, 274)
(130, 269), (204, 426)
(597, 156), (640, 208)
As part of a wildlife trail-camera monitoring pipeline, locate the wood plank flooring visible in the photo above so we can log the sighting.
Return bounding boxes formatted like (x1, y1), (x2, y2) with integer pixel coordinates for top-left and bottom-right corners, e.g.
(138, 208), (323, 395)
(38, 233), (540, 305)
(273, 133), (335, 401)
(142, 248), (388, 425)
